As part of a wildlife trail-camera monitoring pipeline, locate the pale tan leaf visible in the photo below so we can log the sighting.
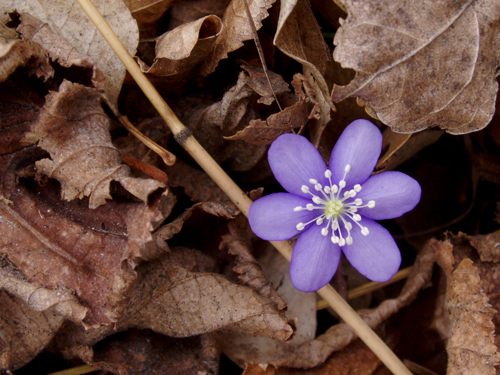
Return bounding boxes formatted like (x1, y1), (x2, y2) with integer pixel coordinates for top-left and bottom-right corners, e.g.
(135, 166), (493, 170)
(124, 0), (174, 23)
(0, 0), (139, 104)
(137, 15), (223, 82)
(332, 0), (500, 134)
(445, 259), (500, 375)
(120, 247), (295, 340)
(25, 80), (165, 209)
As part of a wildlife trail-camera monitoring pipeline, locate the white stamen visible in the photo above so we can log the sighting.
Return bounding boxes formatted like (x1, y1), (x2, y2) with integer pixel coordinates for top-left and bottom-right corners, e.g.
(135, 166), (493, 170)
(354, 184), (362, 192)
(296, 223), (305, 230)
(344, 164), (351, 173)
(346, 236), (353, 245)
(309, 178), (318, 185)
(339, 238), (346, 246)
(361, 227), (369, 236)
(321, 227), (328, 236)
(352, 214), (361, 221)
(343, 191), (350, 198)
(301, 185), (309, 193)
(331, 185), (338, 193)
(324, 186), (331, 194)
(316, 217), (324, 225)
(354, 198), (363, 206)
(306, 204), (314, 210)
(294, 206), (303, 212)
(339, 180), (346, 189)
(325, 170), (332, 178)
(332, 220), (339, 230)
(345, 222), (352, 230)
(368, 200), (376, 208)
(312, 196), (322, 204)
(349, 190), (357, 198)
(315, 183), (322, 191)
(348, 207), (358, 212)
(331, 235), (339, 244)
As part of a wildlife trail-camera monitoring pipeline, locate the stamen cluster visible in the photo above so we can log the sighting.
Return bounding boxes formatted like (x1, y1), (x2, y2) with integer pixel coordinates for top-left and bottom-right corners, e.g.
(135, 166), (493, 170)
(293, 165), (375, 246)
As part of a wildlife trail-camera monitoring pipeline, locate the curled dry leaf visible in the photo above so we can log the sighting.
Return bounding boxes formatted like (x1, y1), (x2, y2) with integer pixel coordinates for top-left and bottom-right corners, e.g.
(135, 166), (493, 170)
(468, 230), (500, 262)
(25, 80), (165, 209)
(0, 0), (138, 104)
(200, 0), (276, 75)
(241, 64), (290, 106)
(137, 15), (223, 83)
(120, 247), (295, 340)
(445, 258), (500, 375)
(0, 18), (53, 82)
(332, 0), (500, 134)
(270, 238), (436, 369)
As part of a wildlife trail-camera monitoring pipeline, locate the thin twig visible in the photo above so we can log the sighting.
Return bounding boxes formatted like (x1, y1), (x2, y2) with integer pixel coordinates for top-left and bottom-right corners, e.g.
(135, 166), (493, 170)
(74, 2), (413, 374)
(47, 365), (96, 375)
(316, 266), (413, 310)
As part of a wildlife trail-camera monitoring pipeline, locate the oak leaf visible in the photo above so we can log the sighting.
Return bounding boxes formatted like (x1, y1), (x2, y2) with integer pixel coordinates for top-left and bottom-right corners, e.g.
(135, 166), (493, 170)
(332, 0), (500, 134)
(25, 80), (165, 209)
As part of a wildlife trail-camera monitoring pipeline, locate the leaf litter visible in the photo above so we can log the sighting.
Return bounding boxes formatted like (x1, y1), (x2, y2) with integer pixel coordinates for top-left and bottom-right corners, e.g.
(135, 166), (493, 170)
(3, 0), (500, 374)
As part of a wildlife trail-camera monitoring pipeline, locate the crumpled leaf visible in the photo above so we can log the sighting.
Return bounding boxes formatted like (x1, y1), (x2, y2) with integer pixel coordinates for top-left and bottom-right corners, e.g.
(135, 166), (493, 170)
(0, 18), (53, 82)
(332, 0), (500, 134)
(91, 330), (220, 375)
(269, 238), (436, 369)
(0, 0), (138, 104)
(119, 247), (295, 340)
(241, 64), (290, 106)
(469, 230), (500, 262)
(200, 0), (276, 75)
(137, 15), (223, 82)
(25, 80), (165, 209)
(221, 245), (316, 367)
(124, 0), (174, 24)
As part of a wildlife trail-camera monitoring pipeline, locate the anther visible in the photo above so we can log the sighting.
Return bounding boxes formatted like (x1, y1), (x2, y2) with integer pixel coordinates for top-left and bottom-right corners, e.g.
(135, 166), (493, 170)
(345, 222), (352, 230)
(331, 236), (339, 244)
(352, 214), (361, 221)
(324, 186), (331, 194)
(343, 191), (350, 198)
(349, 190), (357, 198)
(344, 164), (351, 173)
(354, 184), (362, 192)
(321, 228), (328, 236)
(368, 200), (376, 208)
(346, 236), (353, 245)
(332, 185), (338, 193)
(296, 223), (305, 230)
(339, 238), (346, 246)
(339, 180), (346, 189)
(301, 185), (309, 193)
(354, 198), (363, 206)
(312, 196), (322, 204)
(361, 227), (369, 236)
(306, 204), (314, 210)
(325, 170), (332, 178)
(314, 183), (322, 191)
(316, 217), (324, 225)
(309, 179), (318, 185)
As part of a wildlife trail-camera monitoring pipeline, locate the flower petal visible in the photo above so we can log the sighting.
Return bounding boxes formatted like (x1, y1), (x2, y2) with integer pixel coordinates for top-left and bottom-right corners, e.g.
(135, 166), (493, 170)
(290, 224), (341, 292)
(341, 219), (401, 282)
(248, 193), (319, 241)
(330, 119), (382, 188)
(355, 172), (421, 220)
(268, 133), (328, 198)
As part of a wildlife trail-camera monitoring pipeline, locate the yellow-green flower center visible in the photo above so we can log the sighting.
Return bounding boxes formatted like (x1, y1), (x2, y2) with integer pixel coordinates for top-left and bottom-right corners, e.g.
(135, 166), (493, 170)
(325, 199), (343, 218)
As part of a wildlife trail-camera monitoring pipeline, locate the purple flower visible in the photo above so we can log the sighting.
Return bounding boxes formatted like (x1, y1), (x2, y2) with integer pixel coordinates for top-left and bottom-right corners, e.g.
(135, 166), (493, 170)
(248, 119), (421, 292)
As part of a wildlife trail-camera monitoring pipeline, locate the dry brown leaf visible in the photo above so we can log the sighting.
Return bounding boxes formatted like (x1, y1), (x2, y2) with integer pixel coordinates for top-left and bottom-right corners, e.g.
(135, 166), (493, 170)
(169, 0), (230, 29)
(120, 247), (295, 340)
(469, 230), (500, 262)
(0, 18), (53, 82)
(91, 330), (220, 375)
(124, 0), (174, 23)
(332, 0), (500, 134)
(445, 259), (500, 374)
(0, 291), (64, 371)
(199, 0), (275, 75)
(226, 98), (311, 144)
(0, 0), (138, 104)
(221, 245), (316, 367)
(269, 239), (436, 369)
(137, 15), (223, 82)
(25, 80), (165, 209)
(241, 64), (290, 106)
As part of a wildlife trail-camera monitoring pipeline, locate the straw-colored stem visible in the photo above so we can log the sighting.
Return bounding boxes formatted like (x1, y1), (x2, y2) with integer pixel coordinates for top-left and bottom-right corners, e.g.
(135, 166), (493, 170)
(74, 1), (412, 374)
(317, 266), (413, 310)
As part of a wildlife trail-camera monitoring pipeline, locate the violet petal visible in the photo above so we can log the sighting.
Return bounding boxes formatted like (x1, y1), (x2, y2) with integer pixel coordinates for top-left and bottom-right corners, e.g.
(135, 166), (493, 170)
(268, 133), (328, 198)
(329, 119), (382, 188)
(290, 224), (341, 292)
(248, 193), (318, 241)
(356, 171), (421, 220)
(341, 219), (401, 282)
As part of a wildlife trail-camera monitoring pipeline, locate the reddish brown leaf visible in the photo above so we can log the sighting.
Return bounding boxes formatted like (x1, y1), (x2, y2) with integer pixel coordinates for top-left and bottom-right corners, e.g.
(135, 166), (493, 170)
(241, 64), (290, 106)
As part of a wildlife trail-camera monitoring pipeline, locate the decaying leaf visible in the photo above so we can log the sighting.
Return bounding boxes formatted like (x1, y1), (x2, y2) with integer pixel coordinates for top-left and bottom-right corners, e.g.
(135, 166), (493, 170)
(445, 258), (500, 375)
(137, 15), (223, 82)
(0, 0), (138, 104)
(332, 0), (500, 134)
(124, 0), (174, 24)
(469, 230), (500, 262)
(25, 80), (165, 209)
(120, 247), (295, 340)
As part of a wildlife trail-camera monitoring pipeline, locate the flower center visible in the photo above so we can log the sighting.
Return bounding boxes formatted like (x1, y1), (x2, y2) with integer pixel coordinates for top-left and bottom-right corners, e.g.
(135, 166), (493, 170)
(293, 165), (376, 247)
